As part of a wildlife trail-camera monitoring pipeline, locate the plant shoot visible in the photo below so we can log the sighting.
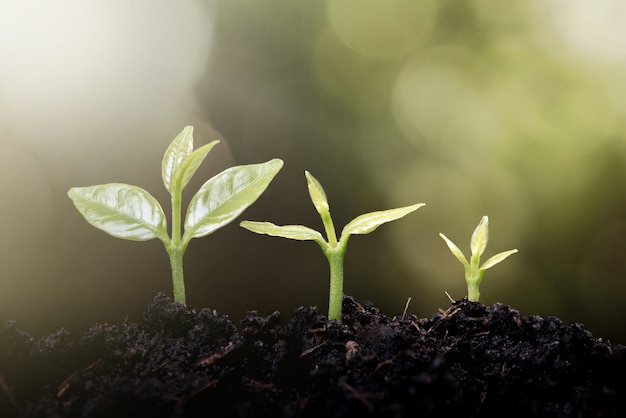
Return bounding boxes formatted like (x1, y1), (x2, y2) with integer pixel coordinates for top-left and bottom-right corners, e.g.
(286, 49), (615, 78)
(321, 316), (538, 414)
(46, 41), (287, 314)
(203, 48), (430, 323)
(68, 126), (283, 304)
(241, 171), (424, 321)
(439, 216), (517, 302)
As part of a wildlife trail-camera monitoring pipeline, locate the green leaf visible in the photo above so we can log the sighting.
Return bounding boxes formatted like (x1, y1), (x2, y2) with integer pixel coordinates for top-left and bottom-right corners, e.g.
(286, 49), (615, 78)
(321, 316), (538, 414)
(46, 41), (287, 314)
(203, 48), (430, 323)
(183, 159), (284, 241)
(240, 221), (325, 243)
(470, 215), (489, 257)
(171, 141), (219, 194)
(305, 171), (330, 216)
(68, 183), (167, 241)
(439, 233), (470, 270)
(342, 203), (425, 236)
(480, 249), (518, 270)
(162, 126), (194, 193)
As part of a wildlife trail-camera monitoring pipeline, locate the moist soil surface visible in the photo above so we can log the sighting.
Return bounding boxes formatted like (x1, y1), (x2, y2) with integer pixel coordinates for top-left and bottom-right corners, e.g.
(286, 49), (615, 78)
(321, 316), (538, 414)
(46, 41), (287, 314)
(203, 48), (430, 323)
(1, 293), (624, 418)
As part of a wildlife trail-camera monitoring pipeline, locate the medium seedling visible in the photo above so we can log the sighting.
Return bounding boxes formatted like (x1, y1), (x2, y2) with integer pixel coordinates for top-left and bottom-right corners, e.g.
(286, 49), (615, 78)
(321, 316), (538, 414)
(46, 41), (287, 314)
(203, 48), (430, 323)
(241, 171), (424, 321)
(439, 215), (517, 302)
(68, 126), (283, 304)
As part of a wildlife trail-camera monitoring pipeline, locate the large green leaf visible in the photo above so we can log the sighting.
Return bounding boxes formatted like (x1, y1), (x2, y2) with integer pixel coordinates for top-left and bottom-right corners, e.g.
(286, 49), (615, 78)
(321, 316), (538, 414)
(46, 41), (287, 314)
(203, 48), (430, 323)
(68, 183), (167, 241)
(342, 203), (425, 236)
(240, 221), (325, 243)
(162, 126), (194, 193)
(183, 159), (284, 241)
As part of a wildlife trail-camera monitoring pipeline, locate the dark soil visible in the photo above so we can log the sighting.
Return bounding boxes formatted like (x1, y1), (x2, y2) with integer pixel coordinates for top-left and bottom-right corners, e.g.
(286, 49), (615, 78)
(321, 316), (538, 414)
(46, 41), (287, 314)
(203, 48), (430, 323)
(1, 293), (624, 417)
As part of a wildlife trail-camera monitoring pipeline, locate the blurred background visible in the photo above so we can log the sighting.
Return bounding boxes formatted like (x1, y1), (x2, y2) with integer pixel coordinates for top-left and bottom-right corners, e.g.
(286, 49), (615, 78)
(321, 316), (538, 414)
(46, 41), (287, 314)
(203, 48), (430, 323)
(2, 0), (626, 343)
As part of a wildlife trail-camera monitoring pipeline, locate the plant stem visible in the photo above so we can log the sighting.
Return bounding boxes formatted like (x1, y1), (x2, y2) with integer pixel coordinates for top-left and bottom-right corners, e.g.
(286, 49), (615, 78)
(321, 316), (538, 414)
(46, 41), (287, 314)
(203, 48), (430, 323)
(326, 247), (345, 321)
(467, 281), (480, 302)
(168, 246), (186, 304)
(318, 206), (344, 320)
(169, 189), (186, 304)
(467, 253), (482, 302)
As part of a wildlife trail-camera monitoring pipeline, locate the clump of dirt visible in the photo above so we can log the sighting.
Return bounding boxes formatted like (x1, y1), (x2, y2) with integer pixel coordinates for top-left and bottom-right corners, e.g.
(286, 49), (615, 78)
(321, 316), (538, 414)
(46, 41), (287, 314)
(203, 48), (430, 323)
(1, 293), (624, 417)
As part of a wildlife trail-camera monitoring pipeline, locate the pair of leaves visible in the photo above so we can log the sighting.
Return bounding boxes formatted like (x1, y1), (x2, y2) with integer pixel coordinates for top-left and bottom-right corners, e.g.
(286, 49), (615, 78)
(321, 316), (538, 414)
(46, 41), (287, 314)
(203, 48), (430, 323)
(162, 126), (219, 196)
(68, 126), (283, 246)
(439, 216), (518, 276)
(241, 171), (424, 250)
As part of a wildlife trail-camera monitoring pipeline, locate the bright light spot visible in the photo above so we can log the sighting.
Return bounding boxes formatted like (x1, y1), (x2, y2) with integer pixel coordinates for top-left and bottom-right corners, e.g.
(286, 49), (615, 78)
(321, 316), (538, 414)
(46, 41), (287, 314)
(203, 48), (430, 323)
(392, 47), (477, 146)
(327, 0), (436, 60)
(550, 0), (626, 61)
(0, 0), (213, 163)
(0, 143), (53, 250)
(312, 29), (395, 114)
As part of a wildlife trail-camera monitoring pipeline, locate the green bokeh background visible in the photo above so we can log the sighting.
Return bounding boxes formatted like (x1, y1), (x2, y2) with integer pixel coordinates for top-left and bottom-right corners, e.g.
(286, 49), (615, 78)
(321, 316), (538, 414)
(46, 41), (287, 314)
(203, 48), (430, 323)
(2, 1), (626, 343)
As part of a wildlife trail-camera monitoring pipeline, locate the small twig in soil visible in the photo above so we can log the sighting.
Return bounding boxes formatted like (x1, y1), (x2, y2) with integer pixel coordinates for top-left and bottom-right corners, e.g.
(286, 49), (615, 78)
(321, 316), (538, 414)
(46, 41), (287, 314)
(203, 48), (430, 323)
(310, 326), (328, 334)
(373, 358), (394, 375)
(401, 297), (411, 321)
(194, 341), (237, 368)
(427, 306), (461, 334)
(244, 378), (277, 391)
(179, 378), (220, 404)
(57, 358), (104, 398)
(300, 341), (327, 358)
(353, 299), (366, 314)
(411, 320), (422, 333)
(444, 291), (455, 303)
(339, 380), (373, 413)
(0, 372), (21, 416)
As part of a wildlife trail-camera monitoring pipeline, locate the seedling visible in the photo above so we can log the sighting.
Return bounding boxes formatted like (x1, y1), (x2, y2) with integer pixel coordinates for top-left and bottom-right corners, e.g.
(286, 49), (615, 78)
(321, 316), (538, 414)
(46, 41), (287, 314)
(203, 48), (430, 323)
(68, 126), (283, 304)
(439, 216), (517, 302)
(241, 171), (424, 321)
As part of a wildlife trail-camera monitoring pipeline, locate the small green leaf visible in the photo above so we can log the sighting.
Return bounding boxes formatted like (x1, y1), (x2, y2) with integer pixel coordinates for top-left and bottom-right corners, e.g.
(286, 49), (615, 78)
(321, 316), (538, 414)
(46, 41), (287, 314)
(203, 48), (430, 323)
(162, 126), (194, 193)
(305, 171), (330, 216)
(240, 221), (325, 243)
(480, 249), (518, 270)
(470, 215), (489, 257)
(439, 233), (470, 270)
(68, 183), (167, 241)
(183, 159), (284, 241)
(171, 141), (219, 194)
(342, 203), (425, 236)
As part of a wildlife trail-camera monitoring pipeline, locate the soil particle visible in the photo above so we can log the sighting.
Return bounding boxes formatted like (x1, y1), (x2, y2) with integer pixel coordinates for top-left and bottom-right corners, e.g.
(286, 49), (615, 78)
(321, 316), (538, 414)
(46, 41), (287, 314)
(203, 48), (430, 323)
(1, 293), (624, 417)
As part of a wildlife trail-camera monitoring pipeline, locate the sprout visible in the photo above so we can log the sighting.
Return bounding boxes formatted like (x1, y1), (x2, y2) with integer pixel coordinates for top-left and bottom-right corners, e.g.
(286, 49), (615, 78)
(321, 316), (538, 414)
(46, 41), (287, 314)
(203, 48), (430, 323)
(241, 171), (424, 321)
(439, 216), (518, 302)
(68, 126), (283, 304)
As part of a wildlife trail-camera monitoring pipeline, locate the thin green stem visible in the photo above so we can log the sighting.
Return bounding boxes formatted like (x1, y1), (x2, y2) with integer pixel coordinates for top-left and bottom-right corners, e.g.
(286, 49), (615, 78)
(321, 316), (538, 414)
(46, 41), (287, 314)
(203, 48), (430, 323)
(326, 247), (345, 321)
(466, 253), (482, 302)
(169, 189), (186, 303)
(467, 281), (480, 302)
(168, 246), (186, 303)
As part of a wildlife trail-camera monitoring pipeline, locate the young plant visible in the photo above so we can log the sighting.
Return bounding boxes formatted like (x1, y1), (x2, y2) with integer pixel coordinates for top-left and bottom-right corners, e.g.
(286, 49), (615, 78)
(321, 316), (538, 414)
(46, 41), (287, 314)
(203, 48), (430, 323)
(241, 171), (424, 321)
(68, 126), (283, 304)
(439, 215), (518, 302)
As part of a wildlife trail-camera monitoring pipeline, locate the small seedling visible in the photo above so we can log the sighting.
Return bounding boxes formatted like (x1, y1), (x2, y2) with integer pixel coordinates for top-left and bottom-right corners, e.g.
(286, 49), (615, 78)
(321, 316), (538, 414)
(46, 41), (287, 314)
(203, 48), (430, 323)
(439, 215), (518, 302)
(241, 171), (424, 321)
(68, 126), (283, 304)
